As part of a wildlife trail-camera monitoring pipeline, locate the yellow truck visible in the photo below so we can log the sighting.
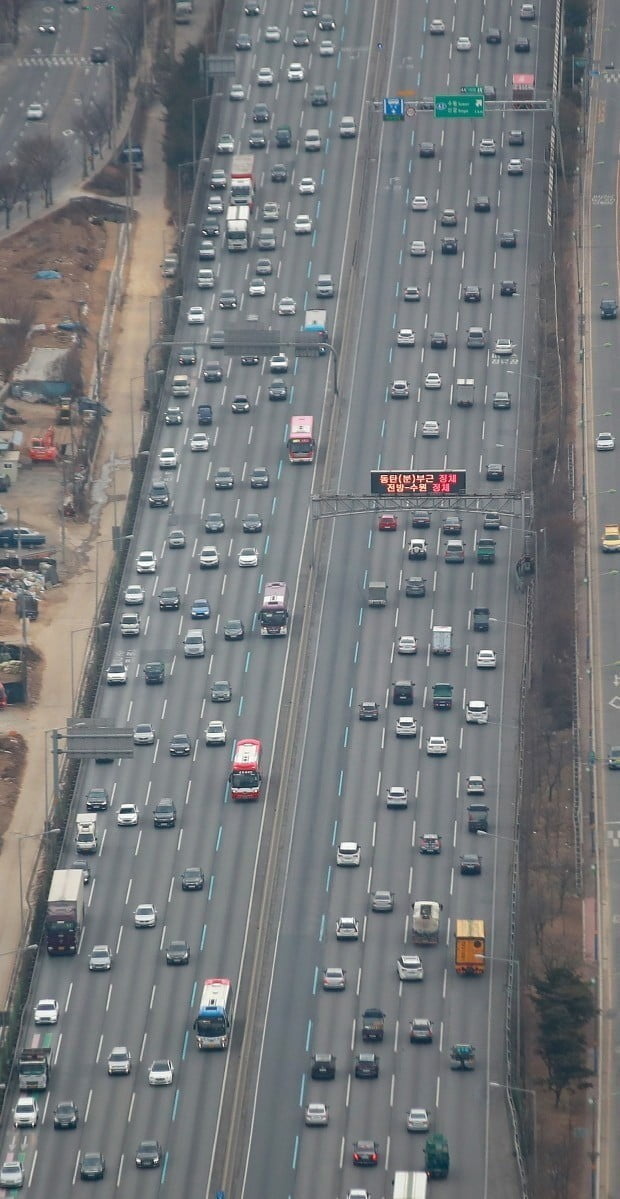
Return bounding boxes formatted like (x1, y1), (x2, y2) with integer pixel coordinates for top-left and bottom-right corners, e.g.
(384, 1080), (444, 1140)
(601, 524), (620, 552)
(454, 919), (485, 975)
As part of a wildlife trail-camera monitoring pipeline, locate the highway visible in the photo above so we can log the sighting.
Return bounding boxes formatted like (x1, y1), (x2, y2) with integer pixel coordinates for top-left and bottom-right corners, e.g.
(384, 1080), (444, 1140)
(0, 0), (548, 1197)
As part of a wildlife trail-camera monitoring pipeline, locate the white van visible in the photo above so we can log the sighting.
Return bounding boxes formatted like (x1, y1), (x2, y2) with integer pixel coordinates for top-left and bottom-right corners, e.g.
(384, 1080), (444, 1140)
(184, 630), (205, 658)
(172, 374), (190, 397)
(304, 128), (322, 152)
(339, 116), (357, 138)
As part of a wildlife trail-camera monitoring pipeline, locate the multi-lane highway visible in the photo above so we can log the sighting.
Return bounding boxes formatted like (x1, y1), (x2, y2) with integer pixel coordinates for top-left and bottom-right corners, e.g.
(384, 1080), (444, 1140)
(0, 1), (549, 1196)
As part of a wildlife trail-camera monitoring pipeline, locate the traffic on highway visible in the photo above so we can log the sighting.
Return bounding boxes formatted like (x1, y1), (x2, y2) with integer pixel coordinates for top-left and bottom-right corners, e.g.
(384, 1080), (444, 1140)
(0, 0), (545, 1196)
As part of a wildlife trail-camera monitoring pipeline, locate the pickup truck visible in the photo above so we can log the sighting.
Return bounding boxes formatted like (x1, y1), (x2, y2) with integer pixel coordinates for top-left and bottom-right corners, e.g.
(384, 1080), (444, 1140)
(0, 527), (46, 548)
(361, 1008), (385, 1041)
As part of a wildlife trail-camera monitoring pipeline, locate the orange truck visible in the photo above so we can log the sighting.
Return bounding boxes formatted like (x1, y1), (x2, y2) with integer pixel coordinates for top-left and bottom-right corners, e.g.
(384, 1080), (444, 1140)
(454, 919), (485, 975)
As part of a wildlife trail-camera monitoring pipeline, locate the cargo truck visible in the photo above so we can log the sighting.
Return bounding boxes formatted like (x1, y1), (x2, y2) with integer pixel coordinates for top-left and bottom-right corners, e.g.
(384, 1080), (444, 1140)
(454, 918), (485, 975)
(477, 538), (496, 564)
(75, 812), (97, 855)
(432, 626), (452, 654)
(512, 72), (535, 104)
(432, 683), (453, 710)
(393, 1171), (428, 1199)
(411, 900), (441, 945)
(472, 606), (490, 631)
(303, 309), (328, 352)
(46, 868), (84, 954)
(424, 1133), (450, 1179)
(225, 205), (250, 251)
(18, 1045), (51, 1091)
(229, 155), (255, 206)
(467, 803), (489, 832)
(174, 0), (193, 22)
(367, 580), (388, 607)
(361, 1008), (385, 1041)
(455, 377), (475, 407)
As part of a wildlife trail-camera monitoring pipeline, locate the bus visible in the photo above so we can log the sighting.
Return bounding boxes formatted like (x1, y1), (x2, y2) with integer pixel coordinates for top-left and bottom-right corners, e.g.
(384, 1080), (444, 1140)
(193, 978), (232, 1049)
(229, 739), (262, 800)
(287, 415), (315, 463)
(259, 581), (289, 637)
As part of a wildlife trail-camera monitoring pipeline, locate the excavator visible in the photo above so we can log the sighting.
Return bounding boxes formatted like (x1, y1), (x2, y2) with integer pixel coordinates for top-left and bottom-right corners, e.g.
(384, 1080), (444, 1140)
(29, 427), (58, 463)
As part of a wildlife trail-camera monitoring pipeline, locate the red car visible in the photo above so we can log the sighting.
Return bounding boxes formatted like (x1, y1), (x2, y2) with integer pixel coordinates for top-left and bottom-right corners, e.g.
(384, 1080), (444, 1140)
(378, 514), (398, 531)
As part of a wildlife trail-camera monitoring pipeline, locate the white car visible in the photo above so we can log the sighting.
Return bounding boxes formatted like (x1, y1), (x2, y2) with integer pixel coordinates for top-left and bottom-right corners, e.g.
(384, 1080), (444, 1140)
(477, 649), (497, 669)
(466, 775), (486, 794)
(257, 66), (274, 85)
(456, 35), (472, 50)
(426, 735), (448, 755)
(407, 1108), (430, 1132)
(200, 545), (220, 568)
(336, 841), (361, 866)
(238, 546), (259, 567)
(136, 551), (157, 573)
(390, 379), (410, 399)
(278, 297), (297, 315)
(410, 240), (427, 256)
(596, 432), (615, 451)
(26, 102), (45, 121)
(134, 723), (155, 745)
(299, 177), (317, 194)
(148, 1059), (174, 1086)
(134, 903), (157, 928)
(429, 18), (445, 33)
(107, 1046), (131, 1075)
(106, 662), (128, 685)
(205, 720), (227, 745)
(397, 328), (416, 346)
(158, 447), (178, 470)
(13, 1097), (38, 1128)
(288, 62), (305, 81)
(187, 306), (206, 324)
(423, 374), (442, 391)
(322, 967), (346, 990)
(117, 803), (139, 826)
(197, 267), (215, 288)
(396, 716), (418, 737)
(305, 1102), (329, 1126)
(507, 158), (524, 174)
(396, 954), (424, 981)
(319, 39), (335, 55)
(479, 138), (496, 156)
(411, 195), (429, 211)
(294, 214), (313, 234)
(421, 419), (440, 436)
(494, 338), (516, 355)
(398, 635), (417, 654)
(217, 133), (235, 153)
(336, 916), (359, 939)
(386, 785), (409, 807)
(34, 998), (59, 1025)
(229, 82), (245, 101)
(249, 277), (266, 296)
(190, 433), (210, 452)
(0, 1160), (24, 1188)
(263, 201), (280, 221)
(264, 24), (281, 40)
(270, 353), (289, 372)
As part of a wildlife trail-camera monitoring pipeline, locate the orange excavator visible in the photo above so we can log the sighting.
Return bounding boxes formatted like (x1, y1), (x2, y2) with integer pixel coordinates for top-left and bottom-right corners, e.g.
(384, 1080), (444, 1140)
(29, 427), (59, 463)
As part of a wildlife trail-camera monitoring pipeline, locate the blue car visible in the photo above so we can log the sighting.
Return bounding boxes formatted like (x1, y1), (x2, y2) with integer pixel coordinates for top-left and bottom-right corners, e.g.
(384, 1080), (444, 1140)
(191, 599), (211, 620)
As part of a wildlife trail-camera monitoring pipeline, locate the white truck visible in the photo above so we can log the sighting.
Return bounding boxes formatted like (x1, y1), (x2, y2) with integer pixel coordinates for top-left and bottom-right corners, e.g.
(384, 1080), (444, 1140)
(225, 205), (250, 251)
(431, 625), (452, 654)
(230, 155), (255, 206)
(411, 900), (441, 945)
(455, 377), (475, 407)
(75, 813), (97, 855)
(393, 1171), (428, 1199)
(174, 0), (193, 22)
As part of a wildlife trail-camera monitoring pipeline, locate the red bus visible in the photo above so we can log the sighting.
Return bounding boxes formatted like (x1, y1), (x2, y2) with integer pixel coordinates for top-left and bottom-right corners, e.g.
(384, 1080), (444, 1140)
(287, 415), (315, 463)
(259, 581), (289, 637)
(229, 739), (262, 801)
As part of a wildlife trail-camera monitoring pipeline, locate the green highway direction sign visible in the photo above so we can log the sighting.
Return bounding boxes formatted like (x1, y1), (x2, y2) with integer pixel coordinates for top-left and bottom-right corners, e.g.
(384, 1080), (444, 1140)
(434, 94), (485, 118)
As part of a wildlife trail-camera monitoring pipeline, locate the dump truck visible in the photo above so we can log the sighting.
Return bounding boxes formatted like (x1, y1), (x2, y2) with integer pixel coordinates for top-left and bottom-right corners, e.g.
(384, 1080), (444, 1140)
(472, 606), (490, 631)
(411, 901), (441, 945)
(393, 1171), (428, 1199)
(46, 868), (84, 955)
(467, 803), (489, 833)
(424, 1133), (450, 1179)
(361, 1008), (385, 1041)
(477, 538), (496, 564)
(367, 580), (388, 607)
(432, 626), (452, 655)
(18, 1045), (51, 1091)
(75, 812), (97, 855)
(432, 683), (453, 710)
(454, 918), (486, 975)
(455, 377), (475, 407)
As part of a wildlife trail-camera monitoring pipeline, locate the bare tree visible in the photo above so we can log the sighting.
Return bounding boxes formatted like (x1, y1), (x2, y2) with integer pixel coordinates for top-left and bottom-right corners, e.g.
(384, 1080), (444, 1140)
(16, 133), (68, 207)
(0, 298), (37, 381)
(0, 164), (21, 229)
(88, 93), (115, 151)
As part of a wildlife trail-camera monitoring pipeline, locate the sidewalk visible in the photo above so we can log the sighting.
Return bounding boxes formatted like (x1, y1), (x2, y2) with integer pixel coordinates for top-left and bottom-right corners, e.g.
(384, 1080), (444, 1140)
(0, 98), (169, 1004)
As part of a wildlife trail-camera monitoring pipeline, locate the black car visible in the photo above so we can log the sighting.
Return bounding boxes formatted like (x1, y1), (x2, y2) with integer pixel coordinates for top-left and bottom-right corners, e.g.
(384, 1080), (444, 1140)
(441, 236), (458, 255)
(241, 354), (259, 366)
(464, 285), (481, 302)
(178, 345), (196, 365)
(486, 463), (505, 481)
(500, 280), (517, 296)
(271, 163), (288, 182)
(405, 576), (426, 597)
(224, 619), (245, 641)
(600, 299), (618, 319)
(411, 510), (431, 527)
(500, 229), (517, 248)
(80, 1152), (105, 1180)
(144, 661), (165, 684)
(311, 1052), (336, 1079)
(90, 45), (107, 62)
(85, 787), (109, 811)
(248, 130), (266, 149)
(166, 939), (191, 964)
(474, 194), (491, 212)
(197, 403), (213, 425)
(430, 331), (448, 348)
(148, 481), (169, 509)
(252, 103), (270, 123)
(201, 218), (220, 237)
(460, 853), (482, 875)
(153, 798), (176, 827)
(70, 860), (91, 884)
(268, 381), (288, 401)
(244, 0), (260, 11)
(203, 362), (223, 382)
(419, 141), (435, 157)
(205, 513), (225, 533)
(169, 733), (191, 757)
(242, 513), (263, 533)
(492, 391), (512, 410)
(235, 32), (252, 49)
(165, 407), (183, 426)
(508, 129), (525, 146)
(292, 28), (310, 43)
(311, 84), (329, 106)
(54, 1100), (79, 1129)
(318, 13), (336, 28)
(515, 35), (530, 51)
(159, 587), (180, 611)
(211, 679), (232, 702)
(355, 1053), (379, 1079)
(442, 516), (462, 535)
(486, 26), (502, 42)
(352, 1140), (379, 1166)
(232, 395), (251, 413)
(359, 700), (379, 721)
(302, 1), (317, 12)
(135, 1140), (162, 1169)
(219, 289), (238, 309)
(275, 125), (292, 147)
(181, 866), (204, 891)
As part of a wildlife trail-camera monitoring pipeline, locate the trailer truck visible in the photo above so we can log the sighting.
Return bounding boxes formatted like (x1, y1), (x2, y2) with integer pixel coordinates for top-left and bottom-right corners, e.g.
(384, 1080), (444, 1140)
(45, 868), (84, 954)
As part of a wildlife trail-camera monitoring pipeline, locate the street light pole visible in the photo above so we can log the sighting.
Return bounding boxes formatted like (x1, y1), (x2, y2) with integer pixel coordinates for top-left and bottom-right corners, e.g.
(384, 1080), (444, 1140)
(70, 623), (110, 717)
(8, 829), (61, 938)
(489, 1080), (537, 1185)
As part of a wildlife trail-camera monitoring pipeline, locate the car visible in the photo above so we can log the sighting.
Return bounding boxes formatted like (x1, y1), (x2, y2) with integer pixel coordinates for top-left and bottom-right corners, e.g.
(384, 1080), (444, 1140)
(209, 169), (227, 190)
(202, 217), (220, 237)
(507, 158), (524, 175)
(117, 803), (139, 826)
(355, 1053), (379, 1079)
(107, 1046), (131, 1075)
(600, 298), (618, 320)
(133, 723), (155, 746)
(486, 26), (502, 42)
(238, 547), (259, 567)
(243, 513), (263, 533)
(187, 305), (206, 324)
(229, 82), (245, 101)
(205, 720), (227, 745)
(270, 353), (289, 373)
(403, 285), (421, 302)
(426, 735), (448, 755)
(408, 538), (427, 559)
(13, 1096), (38, 1128)
(409, 1018), (433, 1042)
(386, 785), (409, 807)
(460, 853), (483, 875)
(263, 202), (280, 223)
(322, 967), (346, 990)
(106, 662), (127, 686)
(419, 142), (435, 157)
(479, 138), (496, 156)
(166, 939), (190, 964)
(456, 35), (471, 50)
(248, 130), (266, 150)
(257, 67), (274, 86)
(288, 61), (305, 81)
(256, 257), (273, 276)
(515, 35), (530, 51)
(38, 20), (57, 33)
(521, 1), (536, 16)
(596, 432), (615, 451)
(71, 859), (91, 884)
(429, 17), (445, 33)
(412, 510), (431, 528)
(318, 11), (336, 27)
(441, 236), (458, 254)
(464, 285), (481, 303)
(397, 954), (424, 981)
(407, 1108), (430, 1132)
(203, 362), (223, 383)
(405, 576), (426, 597)
(85, 787), (109, 811)
(484, 511), (501, 529)
(214, 467), (234, 489)
(486, 463), (505, 481)
(411, 195), (429, 211)
(224, 618), (245, 640)
(236, 30), (252, 48)
(34, 997), (59, 1025)
(205, 513), (225, 535)
(188, 598), (210, 622)
(124, 582), (145, 607)
(252, 102), (271, 123)
(143, 661), (165, 684)
(442, 515), (462, 535)
(168, 528), (186, 549)
(430, 330), (448, 348)
(198, 239), (216, 260)
(602, 524), (620, 552)
(53, 1099), (79, 1129)
(477, 649), (497, 669)
(410, 240), (427, 256)
(250, 467), (270, 488)
(390, 379), (409, 398)
(509, 129), (526, 147)
(159, 586), (181, 611)
(336, 841), (361, 865)
(80, 1153), (105, 1180)
(158, 447), (178, 470)
(467, 774), (486, 794)
(217, 133), (235, 154)
(149, 480), (170, 508)
(269, 381), (288, 400)
(292, 27), (310, 44)
(422, 414), (441, 431)
(305, 1102), (329, 1125)
(311, 84), (329, 106)
(165, 405), (183, 428)
(271, 163), (288, 183)
(278, 297), (296, 315)
(26, 102), (45, 121)
(398, 632), (418, 656)
(319, 39), (335, 54)
(211, 679), (232, 702)
(352, 1140), (379, 1166)
(206, 195), (224, 215)
(371, 890), (395, 911)
(148, 1059), (174, 1086)
(500, 279), (518, 297)
(419, 832), (442, 854)
(136, 550), (156, 573)
(493, 390), (512, 410)
(134, 903), (157, 928)
(494, 338), (515, 356)
(302, 1), (318, 14)
(500, 229), (518, 247)
(219, 289), (238, 310)
(396, 716), (418, 737)
(397, 328), (416, 346)
(135, 1140), (162, 1169)
(359, 700), (379, 720)
(232, 394), (251, 413)
(474, 194), (491, 212)
(379, 513), (397, 531)
(170, 732), (191, 758)
(440, 208), (457, 226)
(444, 538), (465, 562)
(294, 214), (313, 235)
(88, 945), (112, 971)
(336, 916), (359, 940)
(248, 278), (266, 301)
